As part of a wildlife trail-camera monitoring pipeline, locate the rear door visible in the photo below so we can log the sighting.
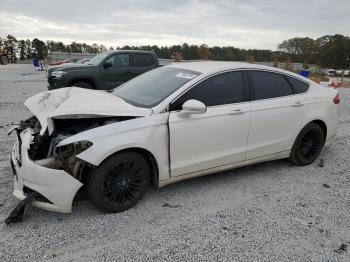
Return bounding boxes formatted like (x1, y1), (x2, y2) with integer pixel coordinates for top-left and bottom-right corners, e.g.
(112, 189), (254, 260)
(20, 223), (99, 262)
(246, 70), (308, 159)
(169, 71), (251, 177)
(100, 53), (131, 89)
(130, 53), (156, 78)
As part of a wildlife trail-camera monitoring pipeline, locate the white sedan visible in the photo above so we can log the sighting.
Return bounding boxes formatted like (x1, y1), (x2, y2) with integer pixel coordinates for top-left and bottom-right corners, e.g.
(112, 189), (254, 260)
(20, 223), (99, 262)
(10, 62), (340, 215)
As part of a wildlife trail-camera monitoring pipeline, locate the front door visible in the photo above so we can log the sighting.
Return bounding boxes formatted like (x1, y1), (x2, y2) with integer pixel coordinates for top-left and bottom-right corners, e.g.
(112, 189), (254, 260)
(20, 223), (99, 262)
(100, 53), (132, 89)
(169, 71), (251, 177)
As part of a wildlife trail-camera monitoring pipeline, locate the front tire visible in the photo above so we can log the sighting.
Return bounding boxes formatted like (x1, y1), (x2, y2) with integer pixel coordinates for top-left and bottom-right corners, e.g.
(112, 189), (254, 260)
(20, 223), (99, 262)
(289, 123), (324, 165)
(87, 152), (151, 213)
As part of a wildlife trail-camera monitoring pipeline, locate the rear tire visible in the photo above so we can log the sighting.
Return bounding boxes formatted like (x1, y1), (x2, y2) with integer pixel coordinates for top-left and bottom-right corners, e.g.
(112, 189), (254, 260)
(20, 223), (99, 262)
(0, 55), (8, 65)
(87, 152), (151, 213)
(289, 123), (324, 165)
(71, 81), (94, 89)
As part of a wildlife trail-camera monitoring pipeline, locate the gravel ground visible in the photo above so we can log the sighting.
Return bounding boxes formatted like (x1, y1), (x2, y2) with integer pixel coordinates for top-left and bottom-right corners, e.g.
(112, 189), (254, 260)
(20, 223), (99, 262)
(1, 64), (350, 262)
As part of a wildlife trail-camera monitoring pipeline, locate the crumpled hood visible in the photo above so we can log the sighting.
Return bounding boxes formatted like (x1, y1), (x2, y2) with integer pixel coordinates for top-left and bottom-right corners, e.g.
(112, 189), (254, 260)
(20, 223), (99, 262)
(24, 87), (152, 134)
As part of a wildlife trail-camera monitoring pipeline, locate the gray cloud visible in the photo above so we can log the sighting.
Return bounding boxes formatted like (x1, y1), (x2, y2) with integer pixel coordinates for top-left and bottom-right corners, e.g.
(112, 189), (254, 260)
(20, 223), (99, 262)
(0, 0), (349, 50)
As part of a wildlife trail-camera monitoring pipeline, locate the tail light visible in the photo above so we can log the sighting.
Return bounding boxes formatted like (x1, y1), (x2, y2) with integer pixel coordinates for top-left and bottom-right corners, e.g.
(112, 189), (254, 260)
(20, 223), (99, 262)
(333, 93), (340, 104)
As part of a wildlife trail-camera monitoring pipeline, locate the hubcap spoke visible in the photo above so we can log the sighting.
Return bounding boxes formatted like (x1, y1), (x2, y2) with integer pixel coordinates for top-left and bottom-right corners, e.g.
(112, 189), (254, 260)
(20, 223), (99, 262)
(298, 130), (323, 161)
(102, 160), (145, 207)
(128, 182), (144, 191)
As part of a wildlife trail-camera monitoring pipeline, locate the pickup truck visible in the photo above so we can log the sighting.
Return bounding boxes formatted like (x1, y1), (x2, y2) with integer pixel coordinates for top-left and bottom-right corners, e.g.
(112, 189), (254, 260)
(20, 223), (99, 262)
(47, 50), (159, 90)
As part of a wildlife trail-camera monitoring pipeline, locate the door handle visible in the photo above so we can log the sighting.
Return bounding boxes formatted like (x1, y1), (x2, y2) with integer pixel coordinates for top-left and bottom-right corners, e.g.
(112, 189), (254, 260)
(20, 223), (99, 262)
(229, 109), (244, 115)
(292, 102), (304, 107)
(124, 69), (132, 74)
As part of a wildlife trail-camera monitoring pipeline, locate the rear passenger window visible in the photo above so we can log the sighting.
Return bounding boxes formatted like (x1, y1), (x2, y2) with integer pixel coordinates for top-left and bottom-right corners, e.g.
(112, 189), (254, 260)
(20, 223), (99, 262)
(131, 54), (154, 67)
(250, 71), (293, 100)
(286, 76), (309, 94)
(171, 71), (246, 110)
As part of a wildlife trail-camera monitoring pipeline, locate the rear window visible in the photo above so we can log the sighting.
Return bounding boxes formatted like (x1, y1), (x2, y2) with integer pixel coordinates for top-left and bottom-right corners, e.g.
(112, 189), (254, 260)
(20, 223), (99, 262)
(131, 54), (154, 67)
(286, 76), (309, 94)
(250, 71), (293, 100)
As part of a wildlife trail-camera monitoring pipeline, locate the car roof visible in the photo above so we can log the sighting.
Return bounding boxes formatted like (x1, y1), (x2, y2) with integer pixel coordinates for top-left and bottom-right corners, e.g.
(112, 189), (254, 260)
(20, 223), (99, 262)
(167, 61), (283, 73)
(166, 61), (310, 82)
(104, 50), (156, 55)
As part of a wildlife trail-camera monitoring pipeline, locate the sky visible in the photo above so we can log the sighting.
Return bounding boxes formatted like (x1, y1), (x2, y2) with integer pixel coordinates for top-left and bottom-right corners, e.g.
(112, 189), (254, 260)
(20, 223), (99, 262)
(0, 0), (349, 50)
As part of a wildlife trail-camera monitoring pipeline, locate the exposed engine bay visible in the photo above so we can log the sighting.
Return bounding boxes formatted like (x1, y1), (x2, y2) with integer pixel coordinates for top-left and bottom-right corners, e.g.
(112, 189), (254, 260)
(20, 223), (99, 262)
(19, 116), (135, 180)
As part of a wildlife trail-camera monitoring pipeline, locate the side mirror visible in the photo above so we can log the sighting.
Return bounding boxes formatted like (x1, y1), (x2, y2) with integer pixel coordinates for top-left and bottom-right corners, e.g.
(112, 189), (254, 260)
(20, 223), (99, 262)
(181, 99), (206, 114)
(103, 62), (112, 69)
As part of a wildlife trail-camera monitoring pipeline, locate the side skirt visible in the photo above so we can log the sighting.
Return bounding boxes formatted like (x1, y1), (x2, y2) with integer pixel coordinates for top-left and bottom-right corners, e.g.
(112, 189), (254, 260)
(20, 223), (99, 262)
(158, 150), (290, 188)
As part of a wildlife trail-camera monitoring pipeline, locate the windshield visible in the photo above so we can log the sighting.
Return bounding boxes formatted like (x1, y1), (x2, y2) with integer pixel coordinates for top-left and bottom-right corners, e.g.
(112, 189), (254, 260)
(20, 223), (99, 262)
(112, 67), (201, 108)
(87, 52), (110, 65)
(76, 58), (89, 64)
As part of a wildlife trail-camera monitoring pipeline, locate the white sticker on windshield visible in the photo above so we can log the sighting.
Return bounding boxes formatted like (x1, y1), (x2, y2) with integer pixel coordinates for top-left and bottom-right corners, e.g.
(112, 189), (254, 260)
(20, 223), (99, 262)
(175, 72), (197, 79)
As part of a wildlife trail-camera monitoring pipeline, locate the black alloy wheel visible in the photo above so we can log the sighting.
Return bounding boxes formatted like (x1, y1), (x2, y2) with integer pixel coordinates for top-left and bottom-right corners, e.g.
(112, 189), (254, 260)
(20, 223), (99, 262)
(88, 152), (150, 213)
(297, 129), (323, 162)
(289, 123), (324, 165)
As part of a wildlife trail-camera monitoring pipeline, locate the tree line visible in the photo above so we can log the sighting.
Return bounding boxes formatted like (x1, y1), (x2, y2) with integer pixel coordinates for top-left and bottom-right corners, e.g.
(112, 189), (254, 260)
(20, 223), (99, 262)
(1, 34), (349, 69)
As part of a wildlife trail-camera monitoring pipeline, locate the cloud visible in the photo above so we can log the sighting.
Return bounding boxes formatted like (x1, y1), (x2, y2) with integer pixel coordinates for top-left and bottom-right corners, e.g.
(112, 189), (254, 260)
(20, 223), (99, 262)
(0, 0), (349, 50)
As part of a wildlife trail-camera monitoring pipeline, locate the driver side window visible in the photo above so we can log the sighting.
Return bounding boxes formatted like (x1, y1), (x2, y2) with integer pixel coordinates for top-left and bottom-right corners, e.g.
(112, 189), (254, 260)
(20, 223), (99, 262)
(170, 71), (246, 111)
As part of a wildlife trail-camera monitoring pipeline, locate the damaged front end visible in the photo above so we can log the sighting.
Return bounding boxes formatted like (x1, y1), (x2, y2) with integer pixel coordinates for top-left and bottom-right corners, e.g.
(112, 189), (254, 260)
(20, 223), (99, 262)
(8, 115), (128, 223)
(7, 87), (152, 223)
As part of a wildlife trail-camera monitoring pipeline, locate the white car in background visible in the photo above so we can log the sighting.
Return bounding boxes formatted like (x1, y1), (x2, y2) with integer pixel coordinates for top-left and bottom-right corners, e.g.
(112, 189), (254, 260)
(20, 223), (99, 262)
(326, 69), (336, 77)
(10, 62), (340, 217)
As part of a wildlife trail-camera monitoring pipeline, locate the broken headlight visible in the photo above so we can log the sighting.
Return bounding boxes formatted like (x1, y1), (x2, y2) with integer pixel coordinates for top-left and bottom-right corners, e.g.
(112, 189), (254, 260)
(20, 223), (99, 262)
(55, 140), (93, 158)
(53, 140), (93, 175)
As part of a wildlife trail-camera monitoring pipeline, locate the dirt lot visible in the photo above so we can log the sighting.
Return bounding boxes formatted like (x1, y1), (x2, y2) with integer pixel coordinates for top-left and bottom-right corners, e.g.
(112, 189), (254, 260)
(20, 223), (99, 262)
(1, 64), (350, 262)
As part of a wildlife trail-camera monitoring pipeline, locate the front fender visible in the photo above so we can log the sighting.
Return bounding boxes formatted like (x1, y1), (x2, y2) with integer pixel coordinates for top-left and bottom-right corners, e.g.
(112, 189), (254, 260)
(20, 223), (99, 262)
(57, 113), (170, 181)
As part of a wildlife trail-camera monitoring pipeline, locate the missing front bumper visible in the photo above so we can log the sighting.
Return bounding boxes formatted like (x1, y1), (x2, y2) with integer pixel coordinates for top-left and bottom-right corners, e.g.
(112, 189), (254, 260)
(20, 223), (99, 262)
(10, 128), (83, 214)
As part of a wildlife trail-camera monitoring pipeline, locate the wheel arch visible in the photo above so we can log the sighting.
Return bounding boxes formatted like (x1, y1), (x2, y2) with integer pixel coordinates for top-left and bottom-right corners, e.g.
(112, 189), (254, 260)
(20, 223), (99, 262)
(310, 119), (327, 144)
(291, 118), (328, 151)
(95, 147), (159, 188)
(288, 119), (327, 165)
(69, 78), (96, 89)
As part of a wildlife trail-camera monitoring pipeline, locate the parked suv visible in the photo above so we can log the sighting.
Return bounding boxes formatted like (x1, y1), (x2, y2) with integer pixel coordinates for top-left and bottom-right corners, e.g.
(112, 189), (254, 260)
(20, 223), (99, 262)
(47, 50), (159, 90)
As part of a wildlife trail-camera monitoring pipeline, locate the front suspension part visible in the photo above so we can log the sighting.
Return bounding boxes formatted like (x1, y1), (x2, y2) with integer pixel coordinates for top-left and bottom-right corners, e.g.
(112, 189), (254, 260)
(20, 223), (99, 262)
(5, 192), (39, 225)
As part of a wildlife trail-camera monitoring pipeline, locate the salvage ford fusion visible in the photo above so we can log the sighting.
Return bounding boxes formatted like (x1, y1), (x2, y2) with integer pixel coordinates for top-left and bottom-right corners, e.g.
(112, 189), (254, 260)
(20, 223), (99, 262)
(8, 62), (340, 221)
